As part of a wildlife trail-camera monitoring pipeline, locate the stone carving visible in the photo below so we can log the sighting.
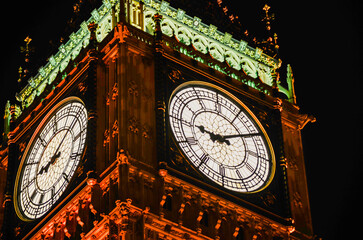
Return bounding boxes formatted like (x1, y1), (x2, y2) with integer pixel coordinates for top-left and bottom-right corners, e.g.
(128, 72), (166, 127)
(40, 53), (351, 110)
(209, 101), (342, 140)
(112, 120), (119, 138)
(103, 129), (110, 147)
(111, 82), (119, 100)
(168, 69), (183, 83)
(141, 124), (152, 140)
(128, 116), (139, 135)
(128, 80), (139, 96)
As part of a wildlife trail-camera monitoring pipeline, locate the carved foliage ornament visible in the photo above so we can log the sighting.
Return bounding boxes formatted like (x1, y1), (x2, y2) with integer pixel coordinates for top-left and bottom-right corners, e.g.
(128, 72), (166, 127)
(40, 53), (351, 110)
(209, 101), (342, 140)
(114, 23), (130, 43)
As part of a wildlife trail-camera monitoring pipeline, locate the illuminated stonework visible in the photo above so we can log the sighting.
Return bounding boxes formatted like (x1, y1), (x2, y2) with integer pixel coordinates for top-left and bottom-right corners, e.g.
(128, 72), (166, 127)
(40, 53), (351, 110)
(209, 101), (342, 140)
(15, 0), (119, 111)
(0, 1), (313, 239)
(13, 0), (296, 120)
(143, 0), (278, 82)
(26, 153), (292, 240)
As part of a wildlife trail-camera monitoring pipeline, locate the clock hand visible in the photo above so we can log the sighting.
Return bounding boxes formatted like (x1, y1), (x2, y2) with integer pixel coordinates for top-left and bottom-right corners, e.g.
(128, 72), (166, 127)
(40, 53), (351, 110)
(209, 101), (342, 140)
(38, 151), (61, 175)
(52, 113), (78, 159)
(38, 164), (47, 175)
(222, 133), (261, 139)
(195, 125), (231, 145)
(46, 135), (65, 172)
(38, 160), (51, 175)
(196, 125), (216, 138)
(196, 125), (206, 133)
(38, 112), (78, 176)
(213, 133), (260, 145)
(39, 131), (67, 175)
(50, 151), (61, 165)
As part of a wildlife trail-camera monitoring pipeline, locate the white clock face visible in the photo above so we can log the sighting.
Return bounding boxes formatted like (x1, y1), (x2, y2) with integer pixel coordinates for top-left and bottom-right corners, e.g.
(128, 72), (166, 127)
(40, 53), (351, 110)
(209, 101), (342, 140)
(14, 97), (87, 221)
(168, 83), (275, 193)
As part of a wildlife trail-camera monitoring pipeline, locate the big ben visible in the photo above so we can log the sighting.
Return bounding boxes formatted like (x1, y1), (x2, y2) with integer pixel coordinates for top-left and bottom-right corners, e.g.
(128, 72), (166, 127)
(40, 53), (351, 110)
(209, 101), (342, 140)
(0, 0), (315, 239)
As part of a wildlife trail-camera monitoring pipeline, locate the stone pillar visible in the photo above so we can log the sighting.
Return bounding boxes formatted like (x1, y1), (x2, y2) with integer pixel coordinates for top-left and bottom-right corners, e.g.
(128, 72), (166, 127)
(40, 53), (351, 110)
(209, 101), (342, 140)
(1, 105), (18, 239)
(85, 22), (99, 186)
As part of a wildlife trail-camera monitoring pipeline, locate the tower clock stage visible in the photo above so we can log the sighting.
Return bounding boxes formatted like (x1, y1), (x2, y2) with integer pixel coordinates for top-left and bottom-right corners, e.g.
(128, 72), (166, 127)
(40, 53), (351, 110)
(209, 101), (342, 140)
(0, 0), (315, 239)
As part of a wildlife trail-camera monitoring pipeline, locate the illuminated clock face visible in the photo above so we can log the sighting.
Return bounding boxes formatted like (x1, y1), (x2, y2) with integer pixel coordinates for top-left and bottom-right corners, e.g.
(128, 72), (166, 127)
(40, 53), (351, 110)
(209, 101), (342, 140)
(14, 97), (87, 221)
(168, 82), (275, 193)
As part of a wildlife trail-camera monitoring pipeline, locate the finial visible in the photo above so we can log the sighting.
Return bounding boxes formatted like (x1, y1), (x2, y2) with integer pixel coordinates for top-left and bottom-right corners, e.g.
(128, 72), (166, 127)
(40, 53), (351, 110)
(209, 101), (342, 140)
(153, 13), (163, 51)
(87, 22), (99, 59)
(262, 4), (273, 32)
(153, 13), (163, 40)
(23, 36), (32, 60)
(259, 4), (279, 58)
(18, 36), (34, 84)
(88, 22), (98, 47)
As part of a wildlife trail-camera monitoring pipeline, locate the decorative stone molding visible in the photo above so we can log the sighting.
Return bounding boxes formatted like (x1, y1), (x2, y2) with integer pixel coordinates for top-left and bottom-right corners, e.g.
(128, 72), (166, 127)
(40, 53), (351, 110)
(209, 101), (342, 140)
(103, 129), (110, 147)
(27, 153), (293, 240)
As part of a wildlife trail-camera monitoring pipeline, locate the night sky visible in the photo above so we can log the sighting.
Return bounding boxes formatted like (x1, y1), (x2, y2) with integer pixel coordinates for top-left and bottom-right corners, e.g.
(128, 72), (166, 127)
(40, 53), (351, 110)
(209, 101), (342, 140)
(0, 1), (361, 239)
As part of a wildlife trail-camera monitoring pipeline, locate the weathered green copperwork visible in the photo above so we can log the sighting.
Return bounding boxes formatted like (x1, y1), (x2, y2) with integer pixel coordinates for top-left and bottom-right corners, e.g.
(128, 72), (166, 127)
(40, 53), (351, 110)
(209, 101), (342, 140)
(10, 0), (295, 121)
(14, 0), (118, 114)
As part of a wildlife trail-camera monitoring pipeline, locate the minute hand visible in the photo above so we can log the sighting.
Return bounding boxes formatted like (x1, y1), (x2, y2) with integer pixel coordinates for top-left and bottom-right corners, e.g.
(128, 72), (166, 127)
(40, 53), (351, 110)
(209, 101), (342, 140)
(222, 133), (261, 139)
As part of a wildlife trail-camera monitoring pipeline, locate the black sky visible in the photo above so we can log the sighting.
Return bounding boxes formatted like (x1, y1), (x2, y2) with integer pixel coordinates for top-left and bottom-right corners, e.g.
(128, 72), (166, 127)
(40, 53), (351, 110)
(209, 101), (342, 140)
(0, 1), (361, 239)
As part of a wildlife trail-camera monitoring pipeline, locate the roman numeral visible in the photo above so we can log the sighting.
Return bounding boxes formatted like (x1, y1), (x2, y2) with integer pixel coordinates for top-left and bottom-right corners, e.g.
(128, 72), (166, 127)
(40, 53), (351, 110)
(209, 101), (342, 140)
(219, 165), (225, 176)
(74, 132), (81, 140)
(186, 137), (197, 145)
(215, 93), (222, 113)
(236, 170), (243, 179)
(22, 179), (35, 191)
(232, 109), (242, 123)
(247, 150), (258, 158)
(70, 153), (81, 160)
(30, 190), (37, 201)
(38, 136), (47, 147)
(63, 173), (69, 183)
(74, 126), (87, 141)
(198, 99), (206, 110)
(245, 163), (254, 172)
(170, 115), (192, 127)
(26, 161), (39, 166)
(39, 193), (44, 204)
(53, 116), (58, 134)
(215, 102), (221, 113)
(198, 153), (209, 167)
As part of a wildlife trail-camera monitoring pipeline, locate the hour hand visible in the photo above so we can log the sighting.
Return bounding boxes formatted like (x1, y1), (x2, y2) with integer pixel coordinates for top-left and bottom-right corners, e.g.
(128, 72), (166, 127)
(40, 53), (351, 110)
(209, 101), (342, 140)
(50, 151), (61, 164)
(38, 151), (61, 175)
(196, 125), (206, 133)
(38, 161), (51, 175)
(196, 125), (230, 145)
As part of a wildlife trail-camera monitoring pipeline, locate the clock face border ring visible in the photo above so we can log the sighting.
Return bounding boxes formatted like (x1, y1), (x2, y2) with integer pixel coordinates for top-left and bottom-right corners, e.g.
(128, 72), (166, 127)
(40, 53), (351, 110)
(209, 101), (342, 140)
(167, 81), (276, 194)
(14, 96), (88, 221)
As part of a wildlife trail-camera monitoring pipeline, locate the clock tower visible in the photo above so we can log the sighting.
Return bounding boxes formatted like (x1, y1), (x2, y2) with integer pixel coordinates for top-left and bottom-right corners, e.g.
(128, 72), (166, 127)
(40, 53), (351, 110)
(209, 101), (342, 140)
(0, 0), (315, 239)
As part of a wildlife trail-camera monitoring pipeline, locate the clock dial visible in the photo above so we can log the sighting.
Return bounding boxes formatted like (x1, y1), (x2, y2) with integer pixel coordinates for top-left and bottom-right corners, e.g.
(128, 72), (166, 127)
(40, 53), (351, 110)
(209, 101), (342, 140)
(14, 97), (87, 221)
(168, 83), (275, 193)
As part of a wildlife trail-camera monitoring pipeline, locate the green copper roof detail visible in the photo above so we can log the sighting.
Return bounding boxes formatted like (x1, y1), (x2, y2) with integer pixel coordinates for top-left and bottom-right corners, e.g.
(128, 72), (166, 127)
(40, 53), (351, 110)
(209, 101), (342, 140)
(15, 0), (118, 111)
(13, 0), (294, 119)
